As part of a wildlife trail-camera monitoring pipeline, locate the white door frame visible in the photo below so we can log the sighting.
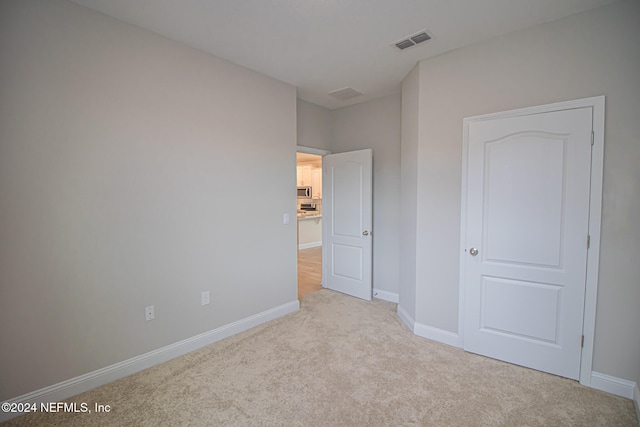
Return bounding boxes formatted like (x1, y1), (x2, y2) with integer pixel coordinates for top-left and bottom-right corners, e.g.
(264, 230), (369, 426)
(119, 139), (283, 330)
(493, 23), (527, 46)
(458, 96), (605, 386)
(297, 146), (331, 157)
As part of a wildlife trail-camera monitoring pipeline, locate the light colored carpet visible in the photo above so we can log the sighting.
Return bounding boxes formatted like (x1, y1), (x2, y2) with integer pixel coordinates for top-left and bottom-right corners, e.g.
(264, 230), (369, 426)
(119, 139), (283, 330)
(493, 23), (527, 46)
(6, 289), (637, 426)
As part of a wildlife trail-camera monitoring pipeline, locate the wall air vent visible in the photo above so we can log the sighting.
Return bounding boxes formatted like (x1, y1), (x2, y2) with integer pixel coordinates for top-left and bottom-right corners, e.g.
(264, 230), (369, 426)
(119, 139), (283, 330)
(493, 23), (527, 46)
(328, 87), (363, 100)
(394, 30), (432, 50)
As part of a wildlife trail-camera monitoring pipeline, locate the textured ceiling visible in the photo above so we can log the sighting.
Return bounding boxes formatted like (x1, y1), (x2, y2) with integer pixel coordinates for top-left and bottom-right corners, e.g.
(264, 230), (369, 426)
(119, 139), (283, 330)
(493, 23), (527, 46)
(70, 0), (620, 109)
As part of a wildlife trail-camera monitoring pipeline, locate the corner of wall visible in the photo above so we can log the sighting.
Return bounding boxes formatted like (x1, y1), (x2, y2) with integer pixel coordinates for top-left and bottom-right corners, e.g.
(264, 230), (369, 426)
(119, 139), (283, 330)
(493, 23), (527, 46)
(413, 322), (462, 348)
(397, 303), (415, 333)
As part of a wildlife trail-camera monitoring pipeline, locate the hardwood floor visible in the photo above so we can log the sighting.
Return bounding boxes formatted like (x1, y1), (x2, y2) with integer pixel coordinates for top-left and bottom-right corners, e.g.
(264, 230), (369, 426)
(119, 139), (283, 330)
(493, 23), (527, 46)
(298, 246), (322, 298)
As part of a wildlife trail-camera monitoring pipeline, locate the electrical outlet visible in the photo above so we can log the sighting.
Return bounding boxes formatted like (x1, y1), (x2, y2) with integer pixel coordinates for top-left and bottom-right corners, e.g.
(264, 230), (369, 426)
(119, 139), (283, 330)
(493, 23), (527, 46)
(145, 305), (155, 321)
(201, 291), (210, 306)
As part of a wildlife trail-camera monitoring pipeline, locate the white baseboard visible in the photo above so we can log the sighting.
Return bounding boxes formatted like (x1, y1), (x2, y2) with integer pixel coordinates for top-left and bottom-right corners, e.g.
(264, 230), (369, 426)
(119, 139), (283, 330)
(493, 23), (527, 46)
(413, 322), (462, 348)
(396, 304), (415, 332)
(0, 299), (300, 423)
(396, 305), (461, 348)
(373, 289), (399, 303)
(298, 241), (322, 250)
(590, 371), (636, 399)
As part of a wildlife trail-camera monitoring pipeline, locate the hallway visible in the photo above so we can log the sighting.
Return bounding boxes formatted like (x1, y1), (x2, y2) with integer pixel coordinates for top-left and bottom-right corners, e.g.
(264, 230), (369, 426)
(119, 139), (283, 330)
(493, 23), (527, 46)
(297, 246), (322, 298)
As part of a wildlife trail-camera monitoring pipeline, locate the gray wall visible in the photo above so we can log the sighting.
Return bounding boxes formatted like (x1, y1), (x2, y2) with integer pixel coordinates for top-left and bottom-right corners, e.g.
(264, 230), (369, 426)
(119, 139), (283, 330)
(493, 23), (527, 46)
(401, 0), (640, 382)
(297, 100), (332, 151)
(330, 95), (401, 296)
(0, 0), (298, 400)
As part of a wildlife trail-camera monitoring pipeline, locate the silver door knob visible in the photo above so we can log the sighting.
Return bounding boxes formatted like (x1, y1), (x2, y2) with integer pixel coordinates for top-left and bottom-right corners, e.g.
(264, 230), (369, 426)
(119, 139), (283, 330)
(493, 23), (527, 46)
(469, 248), (478, 256)
(362, 231), (369, 236)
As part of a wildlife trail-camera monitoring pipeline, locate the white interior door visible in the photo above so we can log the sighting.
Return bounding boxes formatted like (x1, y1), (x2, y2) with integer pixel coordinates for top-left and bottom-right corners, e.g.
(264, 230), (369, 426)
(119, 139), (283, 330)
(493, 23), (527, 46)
(323, 149), (372, 301)
(462, 107), (593, 380)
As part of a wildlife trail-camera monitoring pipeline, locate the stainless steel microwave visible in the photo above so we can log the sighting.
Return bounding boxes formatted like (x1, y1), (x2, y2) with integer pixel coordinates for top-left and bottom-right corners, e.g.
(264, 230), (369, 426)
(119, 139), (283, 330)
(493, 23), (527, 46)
(297, 186), (312, 198)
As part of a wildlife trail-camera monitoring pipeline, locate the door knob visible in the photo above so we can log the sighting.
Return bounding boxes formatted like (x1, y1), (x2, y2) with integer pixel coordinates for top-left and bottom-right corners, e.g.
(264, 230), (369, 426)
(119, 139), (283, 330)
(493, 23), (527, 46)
(469, 247), (478, 256)
(362, 231), (369, 236)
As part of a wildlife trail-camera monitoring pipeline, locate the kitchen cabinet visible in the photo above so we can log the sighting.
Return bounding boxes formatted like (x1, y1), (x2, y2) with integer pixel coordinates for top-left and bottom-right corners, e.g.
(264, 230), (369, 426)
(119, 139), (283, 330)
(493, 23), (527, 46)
(311, 168), (322, 199)
(297, 165), (311, 186)
(298, 216), (322, 249)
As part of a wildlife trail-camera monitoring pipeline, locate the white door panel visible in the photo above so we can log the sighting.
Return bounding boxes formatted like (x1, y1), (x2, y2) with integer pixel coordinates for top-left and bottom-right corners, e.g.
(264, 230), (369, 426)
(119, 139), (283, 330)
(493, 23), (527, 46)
(481, 277), (561, 343)
(332, 162), (363, 237)
(333, 245), (362, 281)
(463, 107), (593, 380)
(483, 133), (565, 266)
(323, 149), (372, 301)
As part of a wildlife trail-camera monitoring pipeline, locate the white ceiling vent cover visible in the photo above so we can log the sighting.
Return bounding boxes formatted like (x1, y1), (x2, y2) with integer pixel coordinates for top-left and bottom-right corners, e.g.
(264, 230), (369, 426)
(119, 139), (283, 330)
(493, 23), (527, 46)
(328, 87), (363, 100)
(394, 30), (432, 50)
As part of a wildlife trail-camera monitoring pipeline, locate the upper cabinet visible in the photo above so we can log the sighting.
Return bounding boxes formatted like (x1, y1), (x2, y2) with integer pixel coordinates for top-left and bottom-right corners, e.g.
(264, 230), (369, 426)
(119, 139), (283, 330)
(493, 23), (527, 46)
(296, 153), (322, 199)
(311, 168), (322, 199)
(297, 165), (312, 186)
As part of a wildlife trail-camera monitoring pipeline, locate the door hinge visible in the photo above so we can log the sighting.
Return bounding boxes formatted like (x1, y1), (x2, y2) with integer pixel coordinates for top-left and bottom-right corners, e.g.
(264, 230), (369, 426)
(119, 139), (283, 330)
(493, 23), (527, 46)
(581, 335), (585, 348)
(591, 131), (594, 146)
(587, 234), (591, 249)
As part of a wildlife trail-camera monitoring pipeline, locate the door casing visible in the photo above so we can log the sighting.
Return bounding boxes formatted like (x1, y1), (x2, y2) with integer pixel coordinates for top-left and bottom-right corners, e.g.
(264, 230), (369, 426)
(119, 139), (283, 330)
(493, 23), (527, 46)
(458, 96), (605, 386)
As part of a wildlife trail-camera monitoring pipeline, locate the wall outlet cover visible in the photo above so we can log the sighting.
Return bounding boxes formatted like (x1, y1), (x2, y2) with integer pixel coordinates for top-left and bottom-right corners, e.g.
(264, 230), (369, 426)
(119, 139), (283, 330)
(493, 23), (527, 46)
(201, 291), (210, 306)
(145, 305), (155, 321)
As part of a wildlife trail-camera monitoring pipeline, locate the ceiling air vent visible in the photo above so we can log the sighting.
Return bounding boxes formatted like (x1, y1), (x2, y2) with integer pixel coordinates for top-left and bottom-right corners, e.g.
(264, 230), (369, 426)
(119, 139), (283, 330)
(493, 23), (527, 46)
(328, 87), (363, 100)
(395, 39), (414, 50)
(394, 30), (432, 50)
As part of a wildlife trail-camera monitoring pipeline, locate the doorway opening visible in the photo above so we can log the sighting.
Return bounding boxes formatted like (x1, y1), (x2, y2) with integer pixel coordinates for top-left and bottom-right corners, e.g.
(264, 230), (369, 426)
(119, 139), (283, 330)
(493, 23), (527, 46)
(296, 148), (327, 299)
